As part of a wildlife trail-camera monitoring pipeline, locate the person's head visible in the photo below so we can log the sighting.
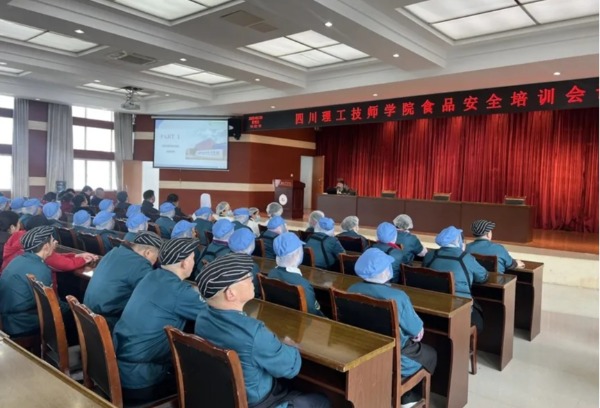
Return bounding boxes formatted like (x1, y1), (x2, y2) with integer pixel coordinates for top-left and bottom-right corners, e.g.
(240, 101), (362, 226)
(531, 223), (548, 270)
(10, 197), (25, 214)
(228, 228), (256, 255)
(81, 186), (93, 196)
(72, 194), (88, 208)
(159, 238), (199, 280)
(126, 213), (149, 233)
(60, 192), (74, 204)
(435, 226), (464, 250)
(248, 207), (260, 221)
(216, 201), (231, 217)
(73, 210), (92, 227)
(233, 208), (250, 225)
(171, 220), (196, 239)
(94, 188), (105, 199)
(22, 199), (42, 215)
(355, 248), (395, 284)
(341, 215), (359, 232)
(274, 232), (305, 268)
(116, 191), (128, 204)
(376, 222), (397, 244)
(0, 211), (20, 234)
(193, 207), (213, 221)
(212, 219), (234, 241)
(42, 192), (57, 203)
(267, 215), (286, 234)
(266, 202), (283, 218)
(93, 210), (116, 230)
(336, 178), (345, 190)
(21, 226), (56, 260)
(166, 193), (179, 206)
(130, 231), (162, 265)
(42, 202), (62, 220)
(393, 214), (414, 231)
(308, 210), (324, 228)
(126, 204), (142, 218)
(197, 253), (255, 309)
(315, 217), (335, 236)
(0, 196), (10, 211)
(159, 202), (176, 218)
(65, 188), (76, 195)
(99, 199), (114, 212)
(143, 189), (155, 203)
(471, 220), (495, 240)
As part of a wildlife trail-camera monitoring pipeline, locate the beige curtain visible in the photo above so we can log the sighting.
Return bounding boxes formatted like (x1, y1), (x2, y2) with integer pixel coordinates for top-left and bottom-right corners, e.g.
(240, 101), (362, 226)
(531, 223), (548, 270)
(114, 113), (134, 190)
(11, 99), (29, 197)
(46, 103), (74, 191)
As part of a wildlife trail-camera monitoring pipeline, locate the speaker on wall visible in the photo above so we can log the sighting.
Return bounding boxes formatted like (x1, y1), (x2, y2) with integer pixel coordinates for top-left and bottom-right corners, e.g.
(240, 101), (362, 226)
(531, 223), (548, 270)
(228, 117), (243, 140)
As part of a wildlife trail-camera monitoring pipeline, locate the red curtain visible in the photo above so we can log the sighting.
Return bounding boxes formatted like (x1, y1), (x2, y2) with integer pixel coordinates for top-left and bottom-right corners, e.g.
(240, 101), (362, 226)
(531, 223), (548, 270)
(316, 108), (599, 232)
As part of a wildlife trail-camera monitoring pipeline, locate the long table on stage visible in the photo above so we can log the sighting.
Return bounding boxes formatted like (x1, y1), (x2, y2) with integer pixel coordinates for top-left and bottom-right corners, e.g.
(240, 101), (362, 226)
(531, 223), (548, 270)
(317, 195), (535, 242)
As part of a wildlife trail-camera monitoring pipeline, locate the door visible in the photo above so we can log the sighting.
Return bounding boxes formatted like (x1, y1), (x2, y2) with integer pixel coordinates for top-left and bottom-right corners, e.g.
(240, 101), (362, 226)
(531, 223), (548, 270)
(311, 155), (324, 210)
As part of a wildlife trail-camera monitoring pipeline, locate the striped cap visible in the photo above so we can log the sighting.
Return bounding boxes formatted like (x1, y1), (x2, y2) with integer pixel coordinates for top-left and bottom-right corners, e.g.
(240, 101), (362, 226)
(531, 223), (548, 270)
(197, 253), (254, 299)
(21, 226), (54, 251)
(132, 231), (163, 249)
(159, 238), (198, 266)
(471, 220), (495, 237)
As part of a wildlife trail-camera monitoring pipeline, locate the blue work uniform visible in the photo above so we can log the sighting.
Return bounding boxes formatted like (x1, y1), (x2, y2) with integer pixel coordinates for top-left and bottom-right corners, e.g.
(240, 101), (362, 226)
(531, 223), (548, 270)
(123, 231), (137, 242)
(155, 216), (175, 239)
(395, 231), (425, 263)
(260, 230), (279, 259)
(233, 220), (252, 232)
(305, 233), (345, 270)
(18, 214), (32, 229)
(194, 219), (213, 246)
(465, 239), (516, 273)
(423, 247), (488, 298)
(268, 267), (324, 316)
(113, 269), (206, 390)
(198, 241), (232, 269)
(370, 242), (411, 283)
(336, 230), (369, 251)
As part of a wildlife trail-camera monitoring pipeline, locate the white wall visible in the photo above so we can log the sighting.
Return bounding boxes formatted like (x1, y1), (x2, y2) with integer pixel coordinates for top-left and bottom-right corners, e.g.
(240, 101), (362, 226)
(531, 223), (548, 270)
(300, 156), (313, 210)
(141, 161), (160, 208)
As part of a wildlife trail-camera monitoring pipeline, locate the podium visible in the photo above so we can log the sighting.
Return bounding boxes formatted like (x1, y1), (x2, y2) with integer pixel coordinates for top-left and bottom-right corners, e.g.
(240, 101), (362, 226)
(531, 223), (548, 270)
(273, 179), (305, 219)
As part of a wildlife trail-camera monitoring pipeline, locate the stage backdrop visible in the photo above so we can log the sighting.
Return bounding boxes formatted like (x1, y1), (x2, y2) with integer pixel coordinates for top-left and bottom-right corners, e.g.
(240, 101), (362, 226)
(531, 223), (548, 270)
(316, 107), (598, 233)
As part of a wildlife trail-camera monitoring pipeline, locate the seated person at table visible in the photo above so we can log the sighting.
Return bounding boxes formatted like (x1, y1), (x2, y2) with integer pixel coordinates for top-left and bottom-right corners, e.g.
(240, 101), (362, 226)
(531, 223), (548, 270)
(10, 197), (25, 215)
(423, 226), (488, 333)
(41, 202), (64, 227)
(114, 191), (130, 219)
(248, 207), (261, 236)
(192, 207), (214, 246)
(269, 232), (324, 316)
(72, 193), (96, 216)
(336, 215), (369, 250)
(393, 214), (427, 263)
(0, 211), (19, 266)
(260, 216), (287, 259)
(371, 222), (411, 283)
(165, 193), (187, 219)
(90, 187), (105, 207)
(348, 248), (437, 407)
(19, 198), (42, 229)
(99, 198), (115, 213)
(155, 202), (177, 239)
(215, 201), (232, 219)
(306, 210), (324, 233)
(228, 228), (261, 297)
(465, 219), (524, 272)
(126, 204), (141, 219)
(171, 220), (196, 239)
(0, 196), (10, 211)
(72, 209), (95, 233)
(197, 219), (234, 271)
(113, 238), (205, 402)
(124, 213), (149, 242)
(306, 217), (345, 270)
(141, 189), (160, 222)
(334, 178), (356, 195)
(266, 202), (283, 218)
(91, 210), (119, 252)
(232, 208), (253, 232)
(195, 254), (331, 408)
(84, 231), (162, 331)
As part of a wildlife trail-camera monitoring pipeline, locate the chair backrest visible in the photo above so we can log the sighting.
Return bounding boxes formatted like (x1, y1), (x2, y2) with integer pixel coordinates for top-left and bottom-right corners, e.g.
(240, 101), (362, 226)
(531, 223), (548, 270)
(257, 275), (307, 313)
(165, 326), (248, 408)
(381, 190), (397, 198)
(504, 196), (526, 205)
(205, 230), (214, 244)
(432, 192), (451, 201)
(337, 236), (365, 252)
(113, 219), (127, 232)
(258, 224), (267, 234)
(251, 239), (265, 257)
(297, 230), (313, 242)
(66, 296), (123, 407)
(301, 246), (315, 267)
(338, 253), (360, 276)
(27, 274), (70, 375)
(107, 236), (124, 248)
(401, 264), (455, 295)
(57, 227), (78, 249)
(147, 223), (161, 235)
(77, 232), (106, 256)
(471, 253), (499, 272)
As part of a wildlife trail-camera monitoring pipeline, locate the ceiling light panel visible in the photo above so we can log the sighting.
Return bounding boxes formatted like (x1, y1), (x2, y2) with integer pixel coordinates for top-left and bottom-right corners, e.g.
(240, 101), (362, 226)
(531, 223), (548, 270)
(403, 0), (515, 23)
(287, 30), (338, 48)
(185, 72), (234, 84)
(524, 0), (599, 24)
(28, 32), (97, 52)
(83, 83), (118, 91)
(193, 0), (232, 6)
(0, 66), (24, 74)
(150, 64), (201, 76)
(115, 0), (205, 20)
(280, 50), (342, 67)
(433, 7), (535, 40)
(320, 44), (369, 60)
(0, 18), (44, 41)
(246, 37), (311, 57)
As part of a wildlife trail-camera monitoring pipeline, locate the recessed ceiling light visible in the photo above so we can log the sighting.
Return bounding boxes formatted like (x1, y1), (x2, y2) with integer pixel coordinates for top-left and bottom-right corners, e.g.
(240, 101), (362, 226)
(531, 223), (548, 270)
(553, 71), (561, 76)
(373, 93), (378, 97)
(180, 58), (187, 62)
(270, 105), (276, 109)
(0, 62), (6, 65)
(74, 29), (85, 34)
(94, 79), (101, 83)
(255, 78), (260, 82)
(165, 93), (170, 96)
(393, 53), (400, 58)
(35, 98), (40, 101)
(324, 21), (333, 27)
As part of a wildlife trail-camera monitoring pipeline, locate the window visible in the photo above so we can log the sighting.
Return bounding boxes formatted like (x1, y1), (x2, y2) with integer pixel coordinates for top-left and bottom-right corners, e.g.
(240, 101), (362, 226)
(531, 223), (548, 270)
(0, 95), (14, 109)
(72, 106), (113, 122)
(0, 117), (12, 145)
(73, 125), (114, 152)
(0, 155), (11, 189)
(74, 159), (117, 190)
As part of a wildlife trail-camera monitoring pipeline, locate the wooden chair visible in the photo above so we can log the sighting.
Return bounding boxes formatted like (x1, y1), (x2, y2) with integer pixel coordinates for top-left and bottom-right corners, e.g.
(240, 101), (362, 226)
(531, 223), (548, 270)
(297, 230), (313, 242)
(251, 239), (265, 257)
(57, 226), (79, 249)
(114, 219), (127, 233)
(337, 235), (365, 253)
(78, 232), (106, 256)
(205, 230), (214, 244)
(301, 246), (315, 267)
(330, 288), (430, 408)
(338, 253), (360, 276)
(0, 312), (41, 356)
(147, 223), (161, 236)
(165, 326), (248, 408)
(258, 224), (267, 234)
(471, 253), (499, 272)
(27, 274), (81, 376)
(401, 265), (478, 374)
(108, 236), (124, 248)
(257, 275), (307, 313)
(66, 296), (177, 408)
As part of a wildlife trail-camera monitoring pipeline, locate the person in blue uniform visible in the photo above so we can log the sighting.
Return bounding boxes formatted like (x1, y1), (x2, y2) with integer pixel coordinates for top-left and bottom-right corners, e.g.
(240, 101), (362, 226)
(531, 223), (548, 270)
(465, 220), (524, 272)
(269, 232), (324, 316)
(26, 202), (60, 230)
(91, 210), (119, 252)
(10, 197), (25, 215)
(336, 215), (369, 250)
(124, 213), (149, 242)
(260, 215), (287, 259)
(305, 217), (345, 270)
(84, 231), (162, 331)
(19, 198), (42, 229)
(423, 226), (488, 333)
(305, 210), (324, 233)
(215, 201), (232, 219)
(171, 220), (196, 239)
(196, 219), (234, 274)
(192, 207), (213, 246)
(265, 202), (283, 218)
(155, 202), (177, 239)
(98, 198), (115, 213)
(113, 238), (206, 403)
(348, 248), (436, 408)
(72, 209), (95, 233)
(195, 254), (331, 408)
(0, 196), (10, 212)
(393, 214), (427, 263)
(370, 222), (411, 283)
(125, 204), (142, 219)
(228, 228), (261, 297)
(247, 207), (261, 236)
(232, 208), (253, 232)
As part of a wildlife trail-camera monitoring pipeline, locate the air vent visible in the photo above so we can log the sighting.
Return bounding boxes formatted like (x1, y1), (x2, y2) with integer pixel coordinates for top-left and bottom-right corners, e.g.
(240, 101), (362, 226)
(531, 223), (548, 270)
(221, 10), (263, 27)
(107, 51), (157, 65)
(249, 22), (277, 33)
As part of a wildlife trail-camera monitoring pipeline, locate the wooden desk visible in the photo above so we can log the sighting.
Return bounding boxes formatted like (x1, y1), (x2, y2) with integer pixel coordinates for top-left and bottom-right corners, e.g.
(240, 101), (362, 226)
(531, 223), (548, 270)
(54, 245), (98, 300)
(317, 194), (357, 223)
(507, 261), (543, 341)
(244, 299), (395, 408)
(0, 333), (115, 407)
(255, 257), (472, 408)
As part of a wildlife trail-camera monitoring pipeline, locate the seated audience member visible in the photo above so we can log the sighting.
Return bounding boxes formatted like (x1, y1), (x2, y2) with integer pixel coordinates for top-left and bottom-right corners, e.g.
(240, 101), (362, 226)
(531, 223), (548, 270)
(141, 190), (160, 222)
(99, 198), (115, 213)
(199, 193), (211, 209)
(19, 198), (42, 229)
(81, 185), (94, 202)
(42, 202), (63, 226)
(269, 232), (324, 316)
(124, 213), (150, 242)
(465, 219), (525, 272)
(348, 248), (437, 406)
(228, 228), (261, 297)
(92, 210), (119, 252)
(84, 231), (162, 330)
(10, 197), (25, 214)
(90, 187), (105, 207)
(195, 254), (331, 408)
(247, 207), (261, 237)
(113, 238), (206, 402)
(232, 208), (253, 232)
(215, 201), (232, 219)
(171, 220), (196, 239)
(42, 192), (57, 204)
(114, 191), (130, 219)
(306, 210), (324, 233)
(197, 219), (234, 269)
(0, 196), (10, 212)
(305, 217), (345, 270)
(192, 207), (214, 246)
(423, 226), (488, 333)
(155, 202), (177, 238)
(0, 211), (20, 266)
(166, 193), (186, 218)
(260, 215), (287, 259)
(371, 222), (411, 283)
(126, 204), (142, 219)
(72, 209), (95, 233)
(72, 194), (95, 216)
(59, 192), (74, 216)
(393, 214), (427, 263)
(335, 178), (356, 195)
(265, 202), (283, 218)
(336, 215), (369, 250)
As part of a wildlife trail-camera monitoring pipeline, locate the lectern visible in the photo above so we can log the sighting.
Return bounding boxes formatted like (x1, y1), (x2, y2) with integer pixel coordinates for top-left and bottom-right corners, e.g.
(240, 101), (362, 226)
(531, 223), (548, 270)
(273, 179), (305, 219)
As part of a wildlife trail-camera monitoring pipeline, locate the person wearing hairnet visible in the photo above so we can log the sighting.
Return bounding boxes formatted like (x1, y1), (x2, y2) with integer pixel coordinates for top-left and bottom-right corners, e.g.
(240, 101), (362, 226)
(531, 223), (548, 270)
(393, 214), (427, 263)
(336, 215), (369, 250)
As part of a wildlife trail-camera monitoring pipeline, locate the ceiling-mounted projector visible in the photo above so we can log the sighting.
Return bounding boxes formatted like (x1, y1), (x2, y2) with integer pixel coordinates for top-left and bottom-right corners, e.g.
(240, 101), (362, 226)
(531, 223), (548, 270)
(121, 86), (142, 110)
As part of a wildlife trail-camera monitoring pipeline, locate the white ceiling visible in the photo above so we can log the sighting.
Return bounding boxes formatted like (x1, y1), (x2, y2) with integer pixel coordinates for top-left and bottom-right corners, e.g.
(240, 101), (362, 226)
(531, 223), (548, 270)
(0, 0), (597, 116)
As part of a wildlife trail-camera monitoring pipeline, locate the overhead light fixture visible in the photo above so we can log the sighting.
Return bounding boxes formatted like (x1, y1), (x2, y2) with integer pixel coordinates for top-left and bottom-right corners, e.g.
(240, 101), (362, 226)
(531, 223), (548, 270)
(94, 79), (101, 83)
(553, 71), (561, 76)
(270, 105), (276, 109)
(165, 93), (170, 96)
(373, 93), (378, 97)
(255, 78), (261, 81)
(324, 21), (333, 27)
(393, 53), (400, 58)
(74, 29), (85, 34)
(180, 58), (187, 62)
(0, 62), (6, 65)
(35, 98), (40, 101)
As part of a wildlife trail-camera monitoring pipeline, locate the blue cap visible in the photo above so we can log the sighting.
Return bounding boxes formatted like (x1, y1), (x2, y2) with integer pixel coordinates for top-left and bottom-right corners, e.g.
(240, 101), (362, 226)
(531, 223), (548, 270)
(194, 207), (212, 217)
(93, 210), (115, 226)
(233, 208), (250, 216)
(126, 204), (141, 218)
(171, 220), (196, 239)
(159, 202), (176, 213)
(0, 197), (9, 206)
(318, 217), (335, 231)
(23, 198), (41, 208)
(99, 199), (113, 211)
(377, 222), (397, 243)
(212, 218), (234, 239)
(267, 215), (285, 230)
(273, 232), (305, 257)
(10, 197), (25, 210)
(126, 213), (149, 229)
(228, 228), (255, 252)
(42, 202), (60, 218)
(436, 226), (463, 247)
(355, 248), (395, 279)
(73, 210), (91, 225)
